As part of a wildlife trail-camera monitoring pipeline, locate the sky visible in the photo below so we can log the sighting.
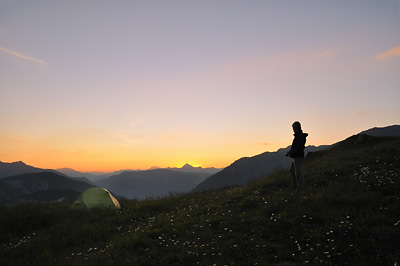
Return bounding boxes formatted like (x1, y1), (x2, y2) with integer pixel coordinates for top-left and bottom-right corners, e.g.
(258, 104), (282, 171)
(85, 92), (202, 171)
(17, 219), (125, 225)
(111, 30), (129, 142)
(1, 0), (399, 172)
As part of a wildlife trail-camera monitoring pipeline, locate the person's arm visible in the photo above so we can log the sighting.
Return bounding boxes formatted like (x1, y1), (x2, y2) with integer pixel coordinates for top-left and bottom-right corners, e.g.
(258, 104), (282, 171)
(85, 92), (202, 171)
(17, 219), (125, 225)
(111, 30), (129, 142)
(286, 137), (298, 157)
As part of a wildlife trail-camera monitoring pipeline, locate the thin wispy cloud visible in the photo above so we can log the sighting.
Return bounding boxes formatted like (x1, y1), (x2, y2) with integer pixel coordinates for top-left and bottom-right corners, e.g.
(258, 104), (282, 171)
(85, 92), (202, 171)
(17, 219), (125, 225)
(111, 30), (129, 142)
(0, 46), (48, 65)
(376, 46), (400, 60)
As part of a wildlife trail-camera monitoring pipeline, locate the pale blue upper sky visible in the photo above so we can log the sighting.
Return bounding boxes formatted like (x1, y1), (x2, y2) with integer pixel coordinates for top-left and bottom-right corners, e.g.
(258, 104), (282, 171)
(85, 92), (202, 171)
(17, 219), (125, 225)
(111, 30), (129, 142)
(1, 0), (399, 170)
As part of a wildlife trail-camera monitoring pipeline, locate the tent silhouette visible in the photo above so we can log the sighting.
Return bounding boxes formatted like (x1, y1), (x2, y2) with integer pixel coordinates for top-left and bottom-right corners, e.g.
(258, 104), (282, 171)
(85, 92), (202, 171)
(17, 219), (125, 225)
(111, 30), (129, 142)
(72, 187), (120, 209)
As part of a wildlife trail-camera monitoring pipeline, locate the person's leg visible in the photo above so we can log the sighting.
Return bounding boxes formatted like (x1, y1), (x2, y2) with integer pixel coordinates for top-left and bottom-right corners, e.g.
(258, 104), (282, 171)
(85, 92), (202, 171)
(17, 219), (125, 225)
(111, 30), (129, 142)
(294, 158), (304, 187)
(289, 160), (298, 187)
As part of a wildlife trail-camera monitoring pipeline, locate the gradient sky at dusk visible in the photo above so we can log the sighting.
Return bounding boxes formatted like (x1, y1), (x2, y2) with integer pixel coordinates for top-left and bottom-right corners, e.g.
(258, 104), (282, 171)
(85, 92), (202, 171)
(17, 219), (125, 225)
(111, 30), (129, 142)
(1, 0), (399, 172)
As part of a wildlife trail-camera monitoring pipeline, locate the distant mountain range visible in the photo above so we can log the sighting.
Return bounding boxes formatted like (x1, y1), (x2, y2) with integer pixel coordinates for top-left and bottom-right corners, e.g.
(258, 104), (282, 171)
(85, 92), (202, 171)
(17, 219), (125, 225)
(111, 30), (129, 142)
(56, 164), (221, 182)
(59, 164), (221, 199)
(0, 124), (399, 202)
(0, 162), (219, 202)
(165, 164), (221, 175)
(96, 169), (211, 199)
(192, 124), (400, 192)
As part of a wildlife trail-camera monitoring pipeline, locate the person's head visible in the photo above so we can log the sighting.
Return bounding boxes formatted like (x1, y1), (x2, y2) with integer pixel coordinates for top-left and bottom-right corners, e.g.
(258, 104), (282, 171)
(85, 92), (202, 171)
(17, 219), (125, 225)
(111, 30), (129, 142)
(292, 121), (302, 133)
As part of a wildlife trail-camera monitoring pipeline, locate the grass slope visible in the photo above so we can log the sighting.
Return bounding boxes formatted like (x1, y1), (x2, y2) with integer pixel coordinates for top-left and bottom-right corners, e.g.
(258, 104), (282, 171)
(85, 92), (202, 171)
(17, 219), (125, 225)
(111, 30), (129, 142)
(1, 135), (399, 266)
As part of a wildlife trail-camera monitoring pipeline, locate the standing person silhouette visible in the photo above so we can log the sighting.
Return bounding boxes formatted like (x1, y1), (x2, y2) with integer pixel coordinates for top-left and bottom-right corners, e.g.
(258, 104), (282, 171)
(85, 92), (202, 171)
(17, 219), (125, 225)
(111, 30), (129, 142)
(286, 121), (308, 187)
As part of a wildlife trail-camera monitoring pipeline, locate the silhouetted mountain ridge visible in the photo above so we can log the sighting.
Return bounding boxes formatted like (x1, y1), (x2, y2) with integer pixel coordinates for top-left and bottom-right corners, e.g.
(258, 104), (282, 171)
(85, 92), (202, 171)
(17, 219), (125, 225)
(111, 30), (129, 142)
(165, 164), (221, 175)
(0, 161), (94, 186)
(192, 145), (327, 192)
(358, 125), (400, 137)
(0, 161), (64, 179)
(56, 164), (221, 182)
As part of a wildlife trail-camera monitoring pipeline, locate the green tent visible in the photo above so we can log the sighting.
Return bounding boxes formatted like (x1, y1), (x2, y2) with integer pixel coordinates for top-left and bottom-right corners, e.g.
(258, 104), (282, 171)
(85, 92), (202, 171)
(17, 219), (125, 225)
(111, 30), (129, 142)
(72, 187), (120, 209)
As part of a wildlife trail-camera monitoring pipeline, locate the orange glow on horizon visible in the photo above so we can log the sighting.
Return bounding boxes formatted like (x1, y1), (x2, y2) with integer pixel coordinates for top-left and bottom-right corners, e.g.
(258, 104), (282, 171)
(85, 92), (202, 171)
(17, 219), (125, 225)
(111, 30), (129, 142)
(2, 121), (396, 173)
(0, 140), (275, 173)
(1, 127), (290, 172)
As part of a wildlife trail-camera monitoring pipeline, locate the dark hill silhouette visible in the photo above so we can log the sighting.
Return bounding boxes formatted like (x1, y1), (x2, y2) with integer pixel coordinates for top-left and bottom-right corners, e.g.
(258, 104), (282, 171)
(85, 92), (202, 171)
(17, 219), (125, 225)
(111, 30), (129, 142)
(0, 172), (94, 203)
(192, 145), (326, 192)
(96, 169), (210, 199)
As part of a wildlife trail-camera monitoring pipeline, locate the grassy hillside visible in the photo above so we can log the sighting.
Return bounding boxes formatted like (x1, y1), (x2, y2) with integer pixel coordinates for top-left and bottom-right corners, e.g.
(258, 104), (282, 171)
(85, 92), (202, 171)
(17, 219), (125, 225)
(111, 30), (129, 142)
(1, 135), (399, 266)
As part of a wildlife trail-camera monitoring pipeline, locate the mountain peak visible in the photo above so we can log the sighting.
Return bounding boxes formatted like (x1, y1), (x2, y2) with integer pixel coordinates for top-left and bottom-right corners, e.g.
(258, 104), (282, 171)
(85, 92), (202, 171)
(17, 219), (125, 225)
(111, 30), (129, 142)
(182, 163), (195, 169)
